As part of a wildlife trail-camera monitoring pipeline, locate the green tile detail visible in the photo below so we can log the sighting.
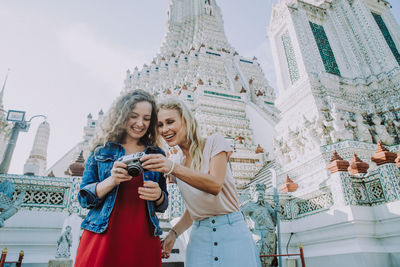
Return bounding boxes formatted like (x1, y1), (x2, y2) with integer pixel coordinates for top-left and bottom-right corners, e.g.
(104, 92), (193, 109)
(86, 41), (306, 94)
(309, 22), (341, 76)
(204, 90), (241, 100)
(281, 30), (300, 84)
(372, 12), (400, 66)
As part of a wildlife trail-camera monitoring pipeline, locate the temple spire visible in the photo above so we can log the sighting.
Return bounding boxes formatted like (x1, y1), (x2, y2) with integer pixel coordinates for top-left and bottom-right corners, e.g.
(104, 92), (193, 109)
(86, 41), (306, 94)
(0, 69), (10, 111)
(160, 0), (232, 56)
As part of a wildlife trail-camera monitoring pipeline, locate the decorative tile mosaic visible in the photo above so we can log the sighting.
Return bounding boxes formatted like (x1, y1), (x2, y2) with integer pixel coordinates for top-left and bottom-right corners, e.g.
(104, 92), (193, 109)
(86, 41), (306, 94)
(372, 12), (400, 65)
(281, 30), (300, 84)
(309, 21), (341, 76)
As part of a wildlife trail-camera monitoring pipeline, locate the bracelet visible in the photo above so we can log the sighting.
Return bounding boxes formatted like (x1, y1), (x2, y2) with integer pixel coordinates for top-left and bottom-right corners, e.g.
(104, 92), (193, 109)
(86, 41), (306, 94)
(170, 228), (179, 238)
(155, 191), (164, 202)
(165, 161), (175, 176)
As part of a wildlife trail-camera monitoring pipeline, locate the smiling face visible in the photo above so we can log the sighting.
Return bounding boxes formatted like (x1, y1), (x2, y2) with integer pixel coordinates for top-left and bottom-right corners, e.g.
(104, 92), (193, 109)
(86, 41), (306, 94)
(157, 108), (187, 147)
(123, 101), (153, 144)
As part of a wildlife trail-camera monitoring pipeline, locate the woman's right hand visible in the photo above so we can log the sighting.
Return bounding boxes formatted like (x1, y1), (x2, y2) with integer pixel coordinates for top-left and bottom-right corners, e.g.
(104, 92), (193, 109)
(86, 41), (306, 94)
(161, 231), (177, 258)
(109, 161), (133, 186)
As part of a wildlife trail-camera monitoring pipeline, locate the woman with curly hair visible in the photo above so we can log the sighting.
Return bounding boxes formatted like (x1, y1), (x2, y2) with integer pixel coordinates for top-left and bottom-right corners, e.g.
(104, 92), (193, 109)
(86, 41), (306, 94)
(75, 89), (168, 267)
(142, 98), (261, 267)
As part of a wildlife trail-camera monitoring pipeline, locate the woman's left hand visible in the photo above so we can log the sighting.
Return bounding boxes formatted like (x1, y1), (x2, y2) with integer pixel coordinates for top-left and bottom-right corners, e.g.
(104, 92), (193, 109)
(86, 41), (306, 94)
(141, 154), (174, 174)
(138, 181), (162, 201)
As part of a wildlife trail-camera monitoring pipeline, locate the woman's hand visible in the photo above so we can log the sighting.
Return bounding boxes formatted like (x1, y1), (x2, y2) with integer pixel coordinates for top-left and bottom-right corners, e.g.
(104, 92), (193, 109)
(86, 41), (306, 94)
(161, 231), (177, 259)
(109, 161), (133, 186)
(138, 180), (162, 201)
(141, 154), (174, 174)
(96, 161), (133, 199)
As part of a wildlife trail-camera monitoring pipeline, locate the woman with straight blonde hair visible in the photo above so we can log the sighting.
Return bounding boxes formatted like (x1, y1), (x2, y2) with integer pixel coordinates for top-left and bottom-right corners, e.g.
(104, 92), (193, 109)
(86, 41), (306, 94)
(141, 98), (261, 267)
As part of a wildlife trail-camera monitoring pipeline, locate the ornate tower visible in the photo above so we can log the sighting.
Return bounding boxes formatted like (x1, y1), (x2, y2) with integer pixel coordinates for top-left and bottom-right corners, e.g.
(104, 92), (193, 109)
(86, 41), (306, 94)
(0, 72), (12, 165)
(24, 121), (50, 175)
(268, 0), (400, 190)
(123, 0), (278, 189)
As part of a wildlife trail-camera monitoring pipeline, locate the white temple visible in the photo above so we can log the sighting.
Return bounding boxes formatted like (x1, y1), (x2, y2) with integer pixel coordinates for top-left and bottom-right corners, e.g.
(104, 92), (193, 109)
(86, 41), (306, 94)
(123, 0), (278, 189)
(0, 74), (12, 164)
(23, 121), (50, 176)
(1, 0), (400, 266)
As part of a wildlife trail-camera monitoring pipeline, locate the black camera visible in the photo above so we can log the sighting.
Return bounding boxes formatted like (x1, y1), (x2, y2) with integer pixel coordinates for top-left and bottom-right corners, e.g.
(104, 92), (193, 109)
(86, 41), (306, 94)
(116, 146), (160, 177)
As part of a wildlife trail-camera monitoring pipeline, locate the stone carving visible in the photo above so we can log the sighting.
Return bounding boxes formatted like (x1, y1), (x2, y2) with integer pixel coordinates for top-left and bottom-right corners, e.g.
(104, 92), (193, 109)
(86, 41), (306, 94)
(320, 110), (334, 145)
(0, 180), (25, 227)
(205, 0), (213, 16)
(241, 183), (277, 267)
(274, 137), (291, 165)
(371, 114), (394, 145)
(381, 111), (400, 143)
(355, 113), (372, 143)
(56, 226), (73, 258)
(302, 116), (322, 151)
(329, 106), (353, 143)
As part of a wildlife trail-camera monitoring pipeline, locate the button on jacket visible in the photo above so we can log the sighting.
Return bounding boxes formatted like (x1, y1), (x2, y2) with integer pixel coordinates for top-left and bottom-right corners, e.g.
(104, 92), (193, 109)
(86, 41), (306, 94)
(78, 142), (168, 236)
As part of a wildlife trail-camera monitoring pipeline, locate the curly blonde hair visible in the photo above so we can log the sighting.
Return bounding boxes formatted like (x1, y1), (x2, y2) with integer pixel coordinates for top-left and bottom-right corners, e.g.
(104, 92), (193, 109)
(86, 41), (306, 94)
(91, 89), (158, 152)
(157, 98), (203, 171)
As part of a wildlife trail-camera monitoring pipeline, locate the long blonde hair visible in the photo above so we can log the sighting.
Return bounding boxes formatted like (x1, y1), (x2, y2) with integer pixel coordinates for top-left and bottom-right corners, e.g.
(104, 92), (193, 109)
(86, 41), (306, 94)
(91, 89), (158, 152)
(158, 99), (203, 171)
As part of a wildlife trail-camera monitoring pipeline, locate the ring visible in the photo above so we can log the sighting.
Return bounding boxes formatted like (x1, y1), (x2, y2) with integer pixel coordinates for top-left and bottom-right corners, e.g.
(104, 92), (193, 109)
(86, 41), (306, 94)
(113, 168), (119, 173)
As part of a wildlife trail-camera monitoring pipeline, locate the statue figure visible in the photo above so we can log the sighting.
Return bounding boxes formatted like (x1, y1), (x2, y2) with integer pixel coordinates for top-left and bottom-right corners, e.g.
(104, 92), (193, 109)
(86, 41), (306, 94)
(371, 114), (394, 145)
(302, 116), (321, 151)
(241, 184), (277, 267)
(381, 111), (399, 143)
(319, 111), (334, 145)
(0, 180), (25, 227)
(355, 113), (373, 143)
(205, 1), (213, 16)
(56, 226), (73, 258)
(329, 106), (353, 143)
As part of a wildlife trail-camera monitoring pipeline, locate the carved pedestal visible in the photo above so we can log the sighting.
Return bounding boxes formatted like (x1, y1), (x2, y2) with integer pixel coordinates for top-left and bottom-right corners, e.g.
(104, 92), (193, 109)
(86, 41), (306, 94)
(48, 258), (73, 267)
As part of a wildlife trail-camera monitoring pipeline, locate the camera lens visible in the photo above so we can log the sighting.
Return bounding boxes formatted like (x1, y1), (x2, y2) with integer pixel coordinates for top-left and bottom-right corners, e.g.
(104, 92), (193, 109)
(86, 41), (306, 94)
(127, 164), (143, 177)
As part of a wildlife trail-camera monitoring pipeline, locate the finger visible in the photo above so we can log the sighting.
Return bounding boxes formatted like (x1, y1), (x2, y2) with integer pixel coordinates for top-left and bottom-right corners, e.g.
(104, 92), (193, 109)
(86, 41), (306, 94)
(141, 157), (162, 167)
(143, 181), (158, 187)
(115, 172), (132, 179)
(140, 154), (158, 162)
(143, 163), (165, 171)
(113, 162), (127, 168)
(113, 168), (130, 176)
(138, 187), (158, 197)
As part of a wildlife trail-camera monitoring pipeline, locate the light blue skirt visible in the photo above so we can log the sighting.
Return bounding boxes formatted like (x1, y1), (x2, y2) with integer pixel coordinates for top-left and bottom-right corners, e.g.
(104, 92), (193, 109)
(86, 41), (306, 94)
(186, 211), (261, 267)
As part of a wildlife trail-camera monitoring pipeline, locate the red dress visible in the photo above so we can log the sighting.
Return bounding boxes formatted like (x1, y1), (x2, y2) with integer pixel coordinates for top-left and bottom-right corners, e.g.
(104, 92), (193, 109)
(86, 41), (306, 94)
(75, 174), (161, 267)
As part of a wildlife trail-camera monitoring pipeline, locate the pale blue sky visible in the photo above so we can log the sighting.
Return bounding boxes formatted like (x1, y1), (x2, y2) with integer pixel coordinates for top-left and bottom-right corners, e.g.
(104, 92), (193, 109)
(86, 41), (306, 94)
(0, 1), (399, 174)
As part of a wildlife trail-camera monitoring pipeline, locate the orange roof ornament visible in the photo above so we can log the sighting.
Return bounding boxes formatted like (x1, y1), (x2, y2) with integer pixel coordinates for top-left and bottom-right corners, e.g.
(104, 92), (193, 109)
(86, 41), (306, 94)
(326, 150), (349, 173)
(395, 148), (400, 168)
(255, 144), (264, 154)
(348, 153), (369, 175)
(371, 141), (397, 166)
(280, 175), (298, 193)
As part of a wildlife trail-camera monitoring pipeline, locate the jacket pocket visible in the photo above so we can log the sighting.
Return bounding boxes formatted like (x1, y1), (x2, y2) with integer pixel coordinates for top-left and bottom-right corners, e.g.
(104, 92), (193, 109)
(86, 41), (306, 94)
(95, 155), (117, 180)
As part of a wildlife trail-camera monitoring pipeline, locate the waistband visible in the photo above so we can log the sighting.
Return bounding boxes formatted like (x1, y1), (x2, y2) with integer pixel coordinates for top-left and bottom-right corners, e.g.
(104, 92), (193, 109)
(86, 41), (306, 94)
(193, 211), (244, 227)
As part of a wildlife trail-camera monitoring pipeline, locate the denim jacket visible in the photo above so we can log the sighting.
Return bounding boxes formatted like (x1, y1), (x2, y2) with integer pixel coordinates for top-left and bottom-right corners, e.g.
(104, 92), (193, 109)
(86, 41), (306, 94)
(78, 142), (168, 236)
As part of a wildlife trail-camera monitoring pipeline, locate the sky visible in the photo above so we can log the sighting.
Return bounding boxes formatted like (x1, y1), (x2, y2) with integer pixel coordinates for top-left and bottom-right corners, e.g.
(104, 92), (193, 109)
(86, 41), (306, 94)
(0, 0), (399, 175)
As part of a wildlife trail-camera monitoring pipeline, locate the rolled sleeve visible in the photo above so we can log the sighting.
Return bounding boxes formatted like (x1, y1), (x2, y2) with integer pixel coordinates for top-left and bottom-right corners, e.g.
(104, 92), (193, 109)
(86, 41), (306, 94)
(155, 169), (168, 213)
(155, 191), (168, 212)
(77, 152), (104, 209)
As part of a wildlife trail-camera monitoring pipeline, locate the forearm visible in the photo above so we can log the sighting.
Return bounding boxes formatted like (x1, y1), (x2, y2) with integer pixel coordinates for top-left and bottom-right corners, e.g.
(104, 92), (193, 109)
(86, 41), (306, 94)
(95, 177), (117, 199)
(171, 210), (193, 236)
(172, 164), (223, 195)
